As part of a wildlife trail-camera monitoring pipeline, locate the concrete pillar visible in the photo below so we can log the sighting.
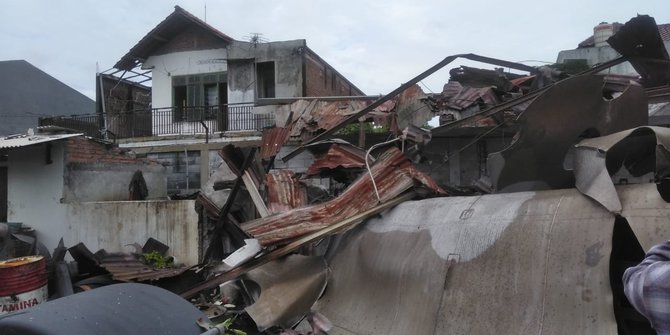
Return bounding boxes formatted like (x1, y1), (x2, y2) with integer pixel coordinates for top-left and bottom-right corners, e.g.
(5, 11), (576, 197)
(200, 147), (209, 187)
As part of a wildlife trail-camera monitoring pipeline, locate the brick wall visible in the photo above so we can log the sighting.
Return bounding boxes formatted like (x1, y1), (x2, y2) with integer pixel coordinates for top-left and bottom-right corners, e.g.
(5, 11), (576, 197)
(304, 53), (364, 97)
(154, 25), (228, 55)
(65, 136), (158, 165)
(62, 136), (167, 201)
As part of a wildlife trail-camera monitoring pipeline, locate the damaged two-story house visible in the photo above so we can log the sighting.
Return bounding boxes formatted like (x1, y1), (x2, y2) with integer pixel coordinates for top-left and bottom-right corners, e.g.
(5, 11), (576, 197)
(42, 5), (364, 196)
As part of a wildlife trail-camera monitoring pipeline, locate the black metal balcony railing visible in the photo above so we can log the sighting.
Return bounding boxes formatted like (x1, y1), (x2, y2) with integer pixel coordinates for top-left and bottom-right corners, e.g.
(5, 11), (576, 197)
(39, 105), (276, 140)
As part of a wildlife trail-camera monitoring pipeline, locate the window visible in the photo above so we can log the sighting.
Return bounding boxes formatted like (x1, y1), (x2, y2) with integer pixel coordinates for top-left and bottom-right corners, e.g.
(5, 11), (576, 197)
(256, 62), (275, 99)
(172, 72), (226, 121)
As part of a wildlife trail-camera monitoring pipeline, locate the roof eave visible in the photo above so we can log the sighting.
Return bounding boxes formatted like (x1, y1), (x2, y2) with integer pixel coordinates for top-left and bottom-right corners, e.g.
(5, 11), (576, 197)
(114, 5), (235, 71)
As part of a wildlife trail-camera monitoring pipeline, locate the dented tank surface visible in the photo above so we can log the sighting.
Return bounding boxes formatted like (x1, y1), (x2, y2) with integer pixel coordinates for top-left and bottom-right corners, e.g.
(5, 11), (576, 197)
(488, 74), (647, 192)
(571, 126), (670, 213)
(0, 283), (207, 335)
(314, 183), (670, 334)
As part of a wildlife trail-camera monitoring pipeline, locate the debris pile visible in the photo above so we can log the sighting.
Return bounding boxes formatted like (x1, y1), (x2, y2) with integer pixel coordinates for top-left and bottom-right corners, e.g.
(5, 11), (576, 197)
(5, 12), (670, 335)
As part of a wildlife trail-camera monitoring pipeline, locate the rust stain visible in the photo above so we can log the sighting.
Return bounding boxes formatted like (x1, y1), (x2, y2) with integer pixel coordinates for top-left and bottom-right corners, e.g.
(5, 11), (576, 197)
(260, 127), (291, 159)
(266, 170), (308, 215)
(0, 256), (43, 268)
(243, 147), (445, 246)
(305, 143), (367, 176)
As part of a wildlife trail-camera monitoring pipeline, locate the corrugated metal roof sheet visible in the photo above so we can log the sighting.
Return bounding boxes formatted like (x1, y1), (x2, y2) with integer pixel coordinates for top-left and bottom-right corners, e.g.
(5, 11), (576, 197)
(290, 100), (369, 140)
(266, 170), (308, 215)
(0, 133), (82, 149)
(99, 253), (189, 282)
(437, 82), (500, 111)
(241, 147), (445, 246)
(305, 143), (367, 176)
(260, 127), (291, 159)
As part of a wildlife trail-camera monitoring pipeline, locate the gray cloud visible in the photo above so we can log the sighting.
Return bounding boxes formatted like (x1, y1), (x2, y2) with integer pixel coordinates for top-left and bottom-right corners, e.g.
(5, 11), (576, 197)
(1, 0), (669, 101)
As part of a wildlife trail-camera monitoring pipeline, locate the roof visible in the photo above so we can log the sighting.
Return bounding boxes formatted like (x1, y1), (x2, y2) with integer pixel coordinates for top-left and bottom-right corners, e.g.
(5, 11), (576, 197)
(305, 143), (367, 176)
(0, 60), (94, 136)
(0, 132), (82, 149)
(114, 6), (235, 70)
(266, 170), (308, 215)
(241, 147), (445, 246)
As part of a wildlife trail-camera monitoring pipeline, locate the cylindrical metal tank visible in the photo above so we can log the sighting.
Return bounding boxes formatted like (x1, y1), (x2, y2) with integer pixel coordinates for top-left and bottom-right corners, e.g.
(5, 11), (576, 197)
(594, 22), (615, 47)
(0, 283), (207, 335)
(0, 256), (48, 315)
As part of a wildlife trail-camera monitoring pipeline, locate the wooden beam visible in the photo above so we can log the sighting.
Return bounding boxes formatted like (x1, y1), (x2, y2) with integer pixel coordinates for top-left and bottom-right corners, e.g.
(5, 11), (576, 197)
(180, 192), (415, 298)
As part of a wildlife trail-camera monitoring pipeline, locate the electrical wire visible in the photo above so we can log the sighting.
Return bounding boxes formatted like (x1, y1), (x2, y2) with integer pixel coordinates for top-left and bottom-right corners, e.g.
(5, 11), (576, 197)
(365, 137), (402, 203)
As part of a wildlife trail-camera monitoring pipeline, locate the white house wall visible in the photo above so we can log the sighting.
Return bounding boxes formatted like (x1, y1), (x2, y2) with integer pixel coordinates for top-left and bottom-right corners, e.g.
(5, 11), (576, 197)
(556, 41), (670, 76)
(144, 48), (228, 108)
(7, 142), (199, 264)
(7, 143), (67, 252)
(65, 200), (199, 265)
(228, 40), (306, 103)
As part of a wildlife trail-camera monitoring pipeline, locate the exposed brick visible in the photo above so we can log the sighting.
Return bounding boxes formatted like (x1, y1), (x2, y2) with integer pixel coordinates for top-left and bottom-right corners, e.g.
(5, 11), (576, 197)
(304, 54), (362, 97)
(65, 137), (158, 165)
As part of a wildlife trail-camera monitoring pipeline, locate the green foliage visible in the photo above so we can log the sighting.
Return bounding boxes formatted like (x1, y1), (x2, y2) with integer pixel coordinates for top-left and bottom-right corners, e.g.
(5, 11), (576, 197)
(548, 59), (590, 75)
(221, 316), (247, 335)
(141, 251), (174, 269)
(336, 122), (388, 135)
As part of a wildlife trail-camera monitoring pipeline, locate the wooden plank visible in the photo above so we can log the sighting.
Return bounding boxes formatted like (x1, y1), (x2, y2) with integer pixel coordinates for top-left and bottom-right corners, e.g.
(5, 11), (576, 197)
(179, 192), (415, 298)
(243, 170), (269, 218)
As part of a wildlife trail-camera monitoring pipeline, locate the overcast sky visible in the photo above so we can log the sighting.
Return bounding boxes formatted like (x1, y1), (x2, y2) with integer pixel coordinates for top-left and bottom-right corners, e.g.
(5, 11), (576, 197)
(2, 1), (670, 103)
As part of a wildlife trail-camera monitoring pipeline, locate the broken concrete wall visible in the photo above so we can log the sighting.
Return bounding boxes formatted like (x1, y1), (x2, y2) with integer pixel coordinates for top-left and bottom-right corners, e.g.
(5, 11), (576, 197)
(65, 200), (199, 265)
(227, 40), (305, 102)
(63, 137), (167, 201)
(227, 59), (256, 104)
(64, 163), (166, 201)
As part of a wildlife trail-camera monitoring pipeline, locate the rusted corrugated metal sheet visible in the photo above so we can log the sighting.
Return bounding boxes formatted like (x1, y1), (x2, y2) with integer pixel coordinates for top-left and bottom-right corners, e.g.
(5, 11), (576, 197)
(260, 127), (291, 159)
(99, 253), (188, 282)
(437, 82), (500, 111)
(290, 100), (370, 140)
(0, 133), (82, 149)
(305, 143), (367, 176)
(266, 170), (308, 215)
(241, 147), (445, 246)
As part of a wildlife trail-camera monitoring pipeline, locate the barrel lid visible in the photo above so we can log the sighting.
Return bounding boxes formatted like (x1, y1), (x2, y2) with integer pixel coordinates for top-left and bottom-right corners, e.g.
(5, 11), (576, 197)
(0, 256), (44, 269)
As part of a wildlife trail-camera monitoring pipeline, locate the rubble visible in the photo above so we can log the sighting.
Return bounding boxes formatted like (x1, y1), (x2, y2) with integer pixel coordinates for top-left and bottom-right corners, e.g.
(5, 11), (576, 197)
(242, 147), (444, 246)
(7, 12), (670, 335)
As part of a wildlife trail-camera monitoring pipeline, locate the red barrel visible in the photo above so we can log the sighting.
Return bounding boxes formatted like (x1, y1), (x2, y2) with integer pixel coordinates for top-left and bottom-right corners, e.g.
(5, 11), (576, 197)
(0, 256), (48, 314)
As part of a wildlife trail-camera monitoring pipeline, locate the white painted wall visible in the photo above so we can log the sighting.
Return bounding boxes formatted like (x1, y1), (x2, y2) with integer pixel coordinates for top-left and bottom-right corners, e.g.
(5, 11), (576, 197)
(65, 200), (199, 265)
(556, 47), (636, 75)
(7, 142), (67, 252)
(144, 49), (228, 108)
(7, 142), (200, 265)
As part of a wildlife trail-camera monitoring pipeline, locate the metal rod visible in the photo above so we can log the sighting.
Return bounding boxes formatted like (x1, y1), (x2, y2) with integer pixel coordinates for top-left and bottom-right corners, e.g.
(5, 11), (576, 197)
(180, 191), (415, 298)
(280, 53), (540, 163)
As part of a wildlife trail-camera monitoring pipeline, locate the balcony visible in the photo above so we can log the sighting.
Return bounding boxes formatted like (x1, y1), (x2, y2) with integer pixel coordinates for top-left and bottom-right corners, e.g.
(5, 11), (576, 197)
(39, 105), (276, 140)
